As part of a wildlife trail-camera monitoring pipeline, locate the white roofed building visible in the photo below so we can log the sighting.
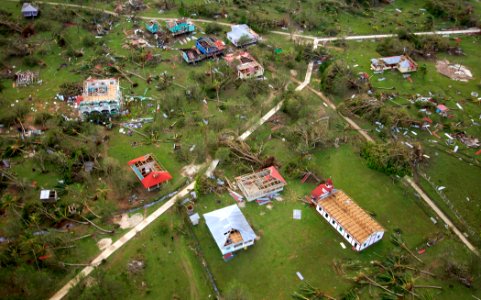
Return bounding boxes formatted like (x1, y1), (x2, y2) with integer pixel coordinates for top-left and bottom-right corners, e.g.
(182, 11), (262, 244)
(203, 204), (256, 257)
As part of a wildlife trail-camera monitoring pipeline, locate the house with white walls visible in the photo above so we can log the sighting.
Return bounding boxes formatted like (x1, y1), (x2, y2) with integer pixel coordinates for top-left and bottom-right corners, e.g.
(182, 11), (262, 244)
(310, 181), (385, 251)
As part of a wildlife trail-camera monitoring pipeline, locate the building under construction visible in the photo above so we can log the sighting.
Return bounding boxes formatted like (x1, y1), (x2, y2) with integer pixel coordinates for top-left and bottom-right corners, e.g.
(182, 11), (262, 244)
(236, 166), (286, 201)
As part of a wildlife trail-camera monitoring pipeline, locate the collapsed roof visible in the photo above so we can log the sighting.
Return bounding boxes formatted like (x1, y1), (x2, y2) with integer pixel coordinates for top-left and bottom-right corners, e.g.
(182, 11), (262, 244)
(204, 204), (256, 253)
(128, 154), (172, 190)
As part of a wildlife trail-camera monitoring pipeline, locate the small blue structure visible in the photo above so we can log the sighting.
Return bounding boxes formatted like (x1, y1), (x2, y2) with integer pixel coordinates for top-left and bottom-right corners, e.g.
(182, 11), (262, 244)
(145, 21), (159, 34)
(227, 24), (259, 47)
(22, 3), (39, 18)
(166, 19), (195, 36)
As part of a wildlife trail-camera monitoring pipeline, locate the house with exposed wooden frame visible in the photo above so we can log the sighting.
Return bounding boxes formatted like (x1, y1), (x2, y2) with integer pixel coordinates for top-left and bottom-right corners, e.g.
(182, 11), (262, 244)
(236, 166), (286, 201)
(77, 78), (122, 117)
(204, 204), (256, 259)
(371, 55), (418, 74)
(128, 154), (172, 191)
(309, 182), (385, 251)
(224, 51), (264, 79)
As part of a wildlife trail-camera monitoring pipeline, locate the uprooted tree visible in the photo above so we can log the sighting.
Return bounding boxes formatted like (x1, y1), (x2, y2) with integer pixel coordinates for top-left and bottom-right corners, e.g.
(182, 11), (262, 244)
(360, 141), (424, 177)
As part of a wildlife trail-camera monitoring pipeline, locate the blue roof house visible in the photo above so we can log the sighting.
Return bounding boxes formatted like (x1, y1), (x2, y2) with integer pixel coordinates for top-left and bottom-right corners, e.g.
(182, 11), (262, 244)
(196, 37), (225, 56)
(166, 19), (195, 36)
(204, 204), (256, 258)
(227, 24), (259, 47)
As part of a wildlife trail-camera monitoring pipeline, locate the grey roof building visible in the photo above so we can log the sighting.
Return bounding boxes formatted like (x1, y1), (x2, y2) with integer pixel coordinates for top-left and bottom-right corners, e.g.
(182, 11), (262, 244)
(203, 204), (256, 256)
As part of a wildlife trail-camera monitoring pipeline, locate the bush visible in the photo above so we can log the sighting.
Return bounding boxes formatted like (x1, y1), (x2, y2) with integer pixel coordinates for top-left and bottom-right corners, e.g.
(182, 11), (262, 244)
(205, 23), (223, 34)
(82, 35), (97, 48)
(34, 20), (53, 32)
(23, 56), (41, 67)
(376, 38), (414, 57)
(360, 142), (413, 177)
(320, 60), (356, 96)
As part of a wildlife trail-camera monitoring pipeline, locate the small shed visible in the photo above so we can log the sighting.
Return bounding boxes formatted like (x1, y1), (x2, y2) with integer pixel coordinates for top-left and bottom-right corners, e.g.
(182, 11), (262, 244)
(22, 3), (39, 18)
(189, 213), (200, 226)
(40, 190), (57, 203)
(204, 204), (256, 256)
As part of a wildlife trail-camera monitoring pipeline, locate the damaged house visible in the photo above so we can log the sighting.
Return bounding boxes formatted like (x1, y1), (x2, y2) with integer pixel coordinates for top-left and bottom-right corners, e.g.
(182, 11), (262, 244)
(309, 180), (385, 251)
(204, 204), (256, 259)
(227, 24), (259, 47)
(371, 55), (418, 74)
(15, 71), (38, 87)
(128, 154), (172, 191)
(166, 19), (195, 36)
(224, 51), (264, 79)
(181, 36), (225, 64)
(77, 78), (122, 117)
(236, 166), (286, 201)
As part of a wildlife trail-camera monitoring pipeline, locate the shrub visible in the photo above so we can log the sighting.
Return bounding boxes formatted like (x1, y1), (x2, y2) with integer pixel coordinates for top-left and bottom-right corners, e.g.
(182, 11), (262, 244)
(360, 142), (413, 177)
(205, 23), (223, 34)
(82, 35), (96, 48)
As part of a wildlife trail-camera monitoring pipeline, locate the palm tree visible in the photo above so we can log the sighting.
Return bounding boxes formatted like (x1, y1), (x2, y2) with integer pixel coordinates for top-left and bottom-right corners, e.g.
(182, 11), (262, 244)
(292, 282), (336, 300)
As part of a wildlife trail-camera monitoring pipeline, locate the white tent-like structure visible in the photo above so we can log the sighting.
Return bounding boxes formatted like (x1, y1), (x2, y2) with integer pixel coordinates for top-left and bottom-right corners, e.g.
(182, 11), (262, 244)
(204, 204), (256, 256)
(21, 3), (39, 18)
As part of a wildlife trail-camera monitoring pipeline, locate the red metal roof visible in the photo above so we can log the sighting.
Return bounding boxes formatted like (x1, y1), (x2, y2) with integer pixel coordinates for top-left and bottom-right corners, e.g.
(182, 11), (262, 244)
(140, 171), (172, 189)
(311, 178), (334, 198)
(128, 155), (147, 166)
(128, 154), (172, 189)
(267, 166), (286, 184)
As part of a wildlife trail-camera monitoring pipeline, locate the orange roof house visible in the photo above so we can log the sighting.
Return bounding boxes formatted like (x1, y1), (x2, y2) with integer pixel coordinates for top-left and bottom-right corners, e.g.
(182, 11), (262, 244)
(309, 182), (385, 251)
(128, 154), (172, 191)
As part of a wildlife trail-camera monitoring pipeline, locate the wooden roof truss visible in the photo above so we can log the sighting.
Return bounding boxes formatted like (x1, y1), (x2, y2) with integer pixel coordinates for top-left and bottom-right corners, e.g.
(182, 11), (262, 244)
(236, 169), (285, 200)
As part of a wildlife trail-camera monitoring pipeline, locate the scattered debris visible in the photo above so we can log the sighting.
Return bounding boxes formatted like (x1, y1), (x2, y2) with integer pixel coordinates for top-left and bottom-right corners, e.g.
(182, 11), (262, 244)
(115, 213), (144, 229)
(293, 209), (302, 220)
(97, 238), (112, 250)
(180, 164), (202, 178)
(296, 271), (304, 281)
(127, 259), (145, 273)
(436, 60), (473, 82)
